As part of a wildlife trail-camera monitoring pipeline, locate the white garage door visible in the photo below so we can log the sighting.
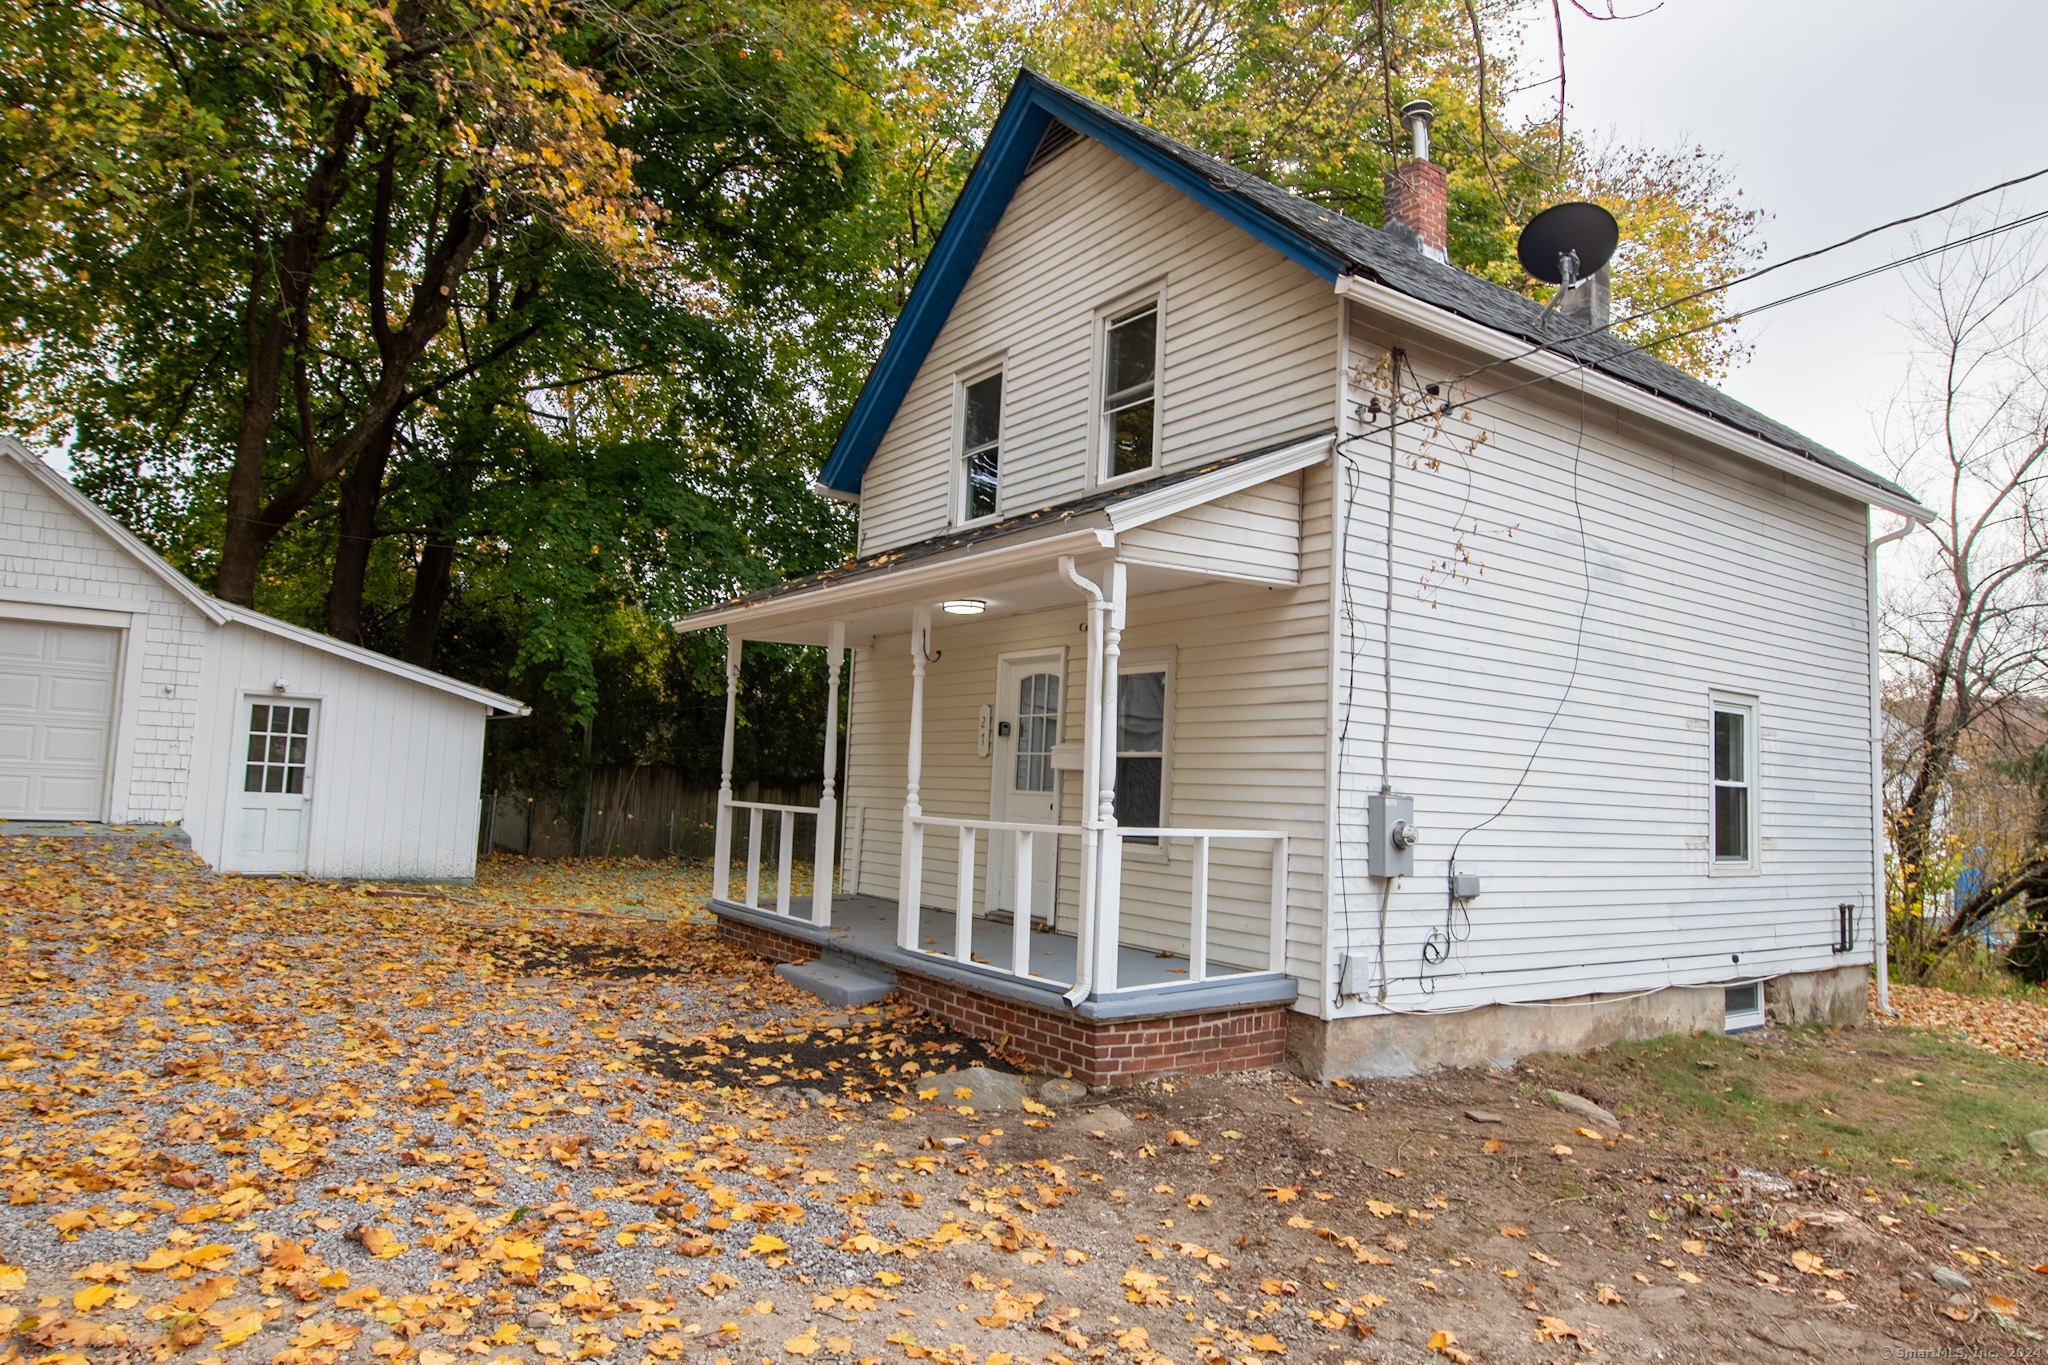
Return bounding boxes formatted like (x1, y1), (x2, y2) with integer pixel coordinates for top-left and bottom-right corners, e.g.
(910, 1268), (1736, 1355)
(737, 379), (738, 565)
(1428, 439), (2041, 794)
(0, 620), (118, 819)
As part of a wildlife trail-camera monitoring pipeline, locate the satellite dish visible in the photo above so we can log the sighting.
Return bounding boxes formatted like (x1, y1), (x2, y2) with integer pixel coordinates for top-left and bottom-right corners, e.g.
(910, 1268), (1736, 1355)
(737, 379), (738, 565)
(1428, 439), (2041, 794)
(1516, 202), (1619, 286)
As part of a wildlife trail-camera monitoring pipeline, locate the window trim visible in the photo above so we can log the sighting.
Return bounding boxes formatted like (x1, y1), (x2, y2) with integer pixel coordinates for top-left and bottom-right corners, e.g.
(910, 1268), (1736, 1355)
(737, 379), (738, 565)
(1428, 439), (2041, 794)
(953, 360), (1007, 527)
(1092, 287), (1166, 488)
(1707, 693), (1758, 874)
(1112, 650), (1175, 860)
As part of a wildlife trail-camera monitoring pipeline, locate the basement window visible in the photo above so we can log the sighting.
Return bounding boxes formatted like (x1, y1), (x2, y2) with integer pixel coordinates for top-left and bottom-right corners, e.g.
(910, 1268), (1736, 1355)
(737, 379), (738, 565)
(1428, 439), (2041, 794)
(1723, 981), (1763, 1032)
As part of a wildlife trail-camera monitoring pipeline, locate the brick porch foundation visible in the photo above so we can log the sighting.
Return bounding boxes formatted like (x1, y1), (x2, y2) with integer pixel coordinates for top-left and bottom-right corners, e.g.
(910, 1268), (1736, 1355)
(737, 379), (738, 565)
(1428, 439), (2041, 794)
(718, 912), (1288, 1084)
(717, 916), (818, 965)
(891, 972), (1287, 1086)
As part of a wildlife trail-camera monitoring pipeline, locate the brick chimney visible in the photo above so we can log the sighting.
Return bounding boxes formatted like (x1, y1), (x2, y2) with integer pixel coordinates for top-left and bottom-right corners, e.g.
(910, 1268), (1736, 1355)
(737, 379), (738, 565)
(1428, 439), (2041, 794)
(1383, 99), (1448, 264)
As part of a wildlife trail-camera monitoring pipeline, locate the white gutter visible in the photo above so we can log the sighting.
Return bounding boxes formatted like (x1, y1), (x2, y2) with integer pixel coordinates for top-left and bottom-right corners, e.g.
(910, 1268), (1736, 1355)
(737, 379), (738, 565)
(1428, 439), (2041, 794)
(1868, 514), (1914, 1016)
(1058, 554), (1107, 1008)
(1334, 276), (1934, 523)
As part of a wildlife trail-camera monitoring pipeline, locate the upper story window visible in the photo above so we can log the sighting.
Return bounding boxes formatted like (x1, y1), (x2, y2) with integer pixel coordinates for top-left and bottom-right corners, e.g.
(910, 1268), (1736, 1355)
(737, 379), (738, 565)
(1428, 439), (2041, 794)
(1711, 701), (1753, 863)
(1103, 302), (1159, 479)
(961, 372), (1003, 522)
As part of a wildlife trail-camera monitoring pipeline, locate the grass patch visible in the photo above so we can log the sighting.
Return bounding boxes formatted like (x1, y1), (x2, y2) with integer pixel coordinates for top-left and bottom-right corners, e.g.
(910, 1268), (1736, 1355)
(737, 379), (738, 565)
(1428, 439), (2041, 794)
(1535, 1024), (2048, 1196)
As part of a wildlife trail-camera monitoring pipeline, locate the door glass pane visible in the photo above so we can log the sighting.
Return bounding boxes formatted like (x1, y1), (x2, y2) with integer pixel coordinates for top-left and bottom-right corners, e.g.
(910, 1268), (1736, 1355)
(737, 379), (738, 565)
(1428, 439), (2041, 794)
(1013, 673), (1059, 793)
(244, 701), (310, 797)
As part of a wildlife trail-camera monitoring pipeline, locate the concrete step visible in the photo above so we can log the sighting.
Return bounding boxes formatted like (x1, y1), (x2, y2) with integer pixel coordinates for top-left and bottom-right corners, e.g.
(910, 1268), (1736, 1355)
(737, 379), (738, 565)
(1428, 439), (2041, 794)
(776, 960), (894, 1008)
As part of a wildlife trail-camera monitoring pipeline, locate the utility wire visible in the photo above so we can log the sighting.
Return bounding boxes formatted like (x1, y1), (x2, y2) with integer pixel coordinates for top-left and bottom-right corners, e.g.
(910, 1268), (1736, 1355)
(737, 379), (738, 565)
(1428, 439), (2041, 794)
(1342, 199), (2048, 451)
(1441, 162), (2048, 392)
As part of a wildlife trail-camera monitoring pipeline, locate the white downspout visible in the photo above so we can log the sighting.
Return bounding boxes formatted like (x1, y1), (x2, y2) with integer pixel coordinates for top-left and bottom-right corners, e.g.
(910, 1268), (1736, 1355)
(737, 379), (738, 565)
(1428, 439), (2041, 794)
(1868, 514), (1913, 1016)
(1059, 555), (1107, 1007)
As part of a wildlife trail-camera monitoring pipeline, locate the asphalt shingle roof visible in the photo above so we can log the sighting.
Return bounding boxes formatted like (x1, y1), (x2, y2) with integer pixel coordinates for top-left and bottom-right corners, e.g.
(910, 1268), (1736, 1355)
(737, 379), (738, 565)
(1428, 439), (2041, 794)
(1039, 84), (1920, 507)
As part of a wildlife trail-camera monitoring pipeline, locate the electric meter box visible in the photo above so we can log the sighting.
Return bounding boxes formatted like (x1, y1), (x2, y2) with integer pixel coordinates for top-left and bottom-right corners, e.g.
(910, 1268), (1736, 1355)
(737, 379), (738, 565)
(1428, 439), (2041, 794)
(1367, 791), (1416, 878)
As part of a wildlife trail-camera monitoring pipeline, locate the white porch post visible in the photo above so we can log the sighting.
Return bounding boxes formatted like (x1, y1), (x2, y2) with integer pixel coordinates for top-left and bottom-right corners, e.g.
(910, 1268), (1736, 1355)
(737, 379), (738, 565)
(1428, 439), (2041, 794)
(1094, 563), (1126, 992)
(1058, 558), (1105, 1005)
(897, 605), (931, 951)
(713, 631), (741, 902)
(814, 619), (845, 928)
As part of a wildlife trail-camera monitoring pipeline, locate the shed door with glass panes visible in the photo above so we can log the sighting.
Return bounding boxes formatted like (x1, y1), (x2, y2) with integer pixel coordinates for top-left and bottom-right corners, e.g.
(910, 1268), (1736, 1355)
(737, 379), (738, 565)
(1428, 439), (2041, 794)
(228, 699), (318, 874)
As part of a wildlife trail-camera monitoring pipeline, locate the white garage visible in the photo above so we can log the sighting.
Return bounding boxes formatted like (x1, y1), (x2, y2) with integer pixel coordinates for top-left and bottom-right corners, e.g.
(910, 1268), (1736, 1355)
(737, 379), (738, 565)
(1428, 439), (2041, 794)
(0, 438), (527, 880)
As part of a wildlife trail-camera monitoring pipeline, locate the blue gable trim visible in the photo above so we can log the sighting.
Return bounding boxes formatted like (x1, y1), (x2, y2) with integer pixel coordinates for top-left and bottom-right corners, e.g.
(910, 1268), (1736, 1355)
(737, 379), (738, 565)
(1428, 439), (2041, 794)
(814, 70), (1345, 497)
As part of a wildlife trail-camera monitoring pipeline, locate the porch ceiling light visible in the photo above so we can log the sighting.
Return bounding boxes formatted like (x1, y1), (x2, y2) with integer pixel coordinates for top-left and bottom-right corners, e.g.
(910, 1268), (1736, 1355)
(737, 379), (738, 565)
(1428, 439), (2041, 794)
(941, 599), (987, 615)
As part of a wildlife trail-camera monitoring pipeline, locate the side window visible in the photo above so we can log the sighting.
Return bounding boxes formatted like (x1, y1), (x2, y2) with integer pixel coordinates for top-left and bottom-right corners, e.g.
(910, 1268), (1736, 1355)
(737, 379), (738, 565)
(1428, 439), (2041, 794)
(961, 372), (1002, 522)
(1102, 303), (1158, 479)
(1711, 702), (1752, 863)
(1115, 668), (1166, 839)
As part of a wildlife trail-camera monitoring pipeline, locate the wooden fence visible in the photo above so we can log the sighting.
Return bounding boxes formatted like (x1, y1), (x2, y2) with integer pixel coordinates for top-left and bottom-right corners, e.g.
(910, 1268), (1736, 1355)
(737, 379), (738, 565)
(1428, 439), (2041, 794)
(478, 769), (824, 861)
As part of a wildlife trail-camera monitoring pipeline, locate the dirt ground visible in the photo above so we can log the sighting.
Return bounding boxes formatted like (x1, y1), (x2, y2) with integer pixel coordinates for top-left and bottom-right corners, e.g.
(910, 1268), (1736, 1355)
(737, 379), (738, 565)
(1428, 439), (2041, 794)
(0, 836), (2044, 1365)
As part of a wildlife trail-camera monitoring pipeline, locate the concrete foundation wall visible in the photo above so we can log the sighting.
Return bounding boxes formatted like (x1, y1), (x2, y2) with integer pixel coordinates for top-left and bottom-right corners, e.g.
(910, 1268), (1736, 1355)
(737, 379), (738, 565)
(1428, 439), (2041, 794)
(1290, 964), (1870, 1079)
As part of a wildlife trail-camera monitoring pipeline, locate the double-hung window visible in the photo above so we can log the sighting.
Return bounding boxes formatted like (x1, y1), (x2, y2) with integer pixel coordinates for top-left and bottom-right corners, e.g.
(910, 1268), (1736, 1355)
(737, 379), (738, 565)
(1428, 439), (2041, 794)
(1102, 302), (1159, 479)
(961, 372), (1003, 522)
(1711, 702), (1753, 863)
(1115, 668), (1167, 841)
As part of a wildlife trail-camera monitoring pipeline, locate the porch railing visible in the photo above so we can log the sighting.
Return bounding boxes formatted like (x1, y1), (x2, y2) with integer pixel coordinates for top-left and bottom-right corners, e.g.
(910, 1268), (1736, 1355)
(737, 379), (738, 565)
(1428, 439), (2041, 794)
(898, 815), (1289, 995)
(1106, 828), (1289, 990)
(902, 815), (1082, 984)
(718, 799), (824, 919)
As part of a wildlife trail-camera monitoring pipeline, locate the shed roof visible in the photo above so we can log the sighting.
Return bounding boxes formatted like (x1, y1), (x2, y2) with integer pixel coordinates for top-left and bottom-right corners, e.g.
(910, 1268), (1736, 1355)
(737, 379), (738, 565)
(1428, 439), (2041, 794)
(0, 439), (529, 716)
(815, 70), (1922, 512)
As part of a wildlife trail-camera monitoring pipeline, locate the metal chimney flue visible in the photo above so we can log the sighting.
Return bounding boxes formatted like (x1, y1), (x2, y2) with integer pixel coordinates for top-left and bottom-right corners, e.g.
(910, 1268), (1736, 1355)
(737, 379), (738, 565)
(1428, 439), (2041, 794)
(1383, 98), (1448, 264)
(1401, 99), (1434, 161)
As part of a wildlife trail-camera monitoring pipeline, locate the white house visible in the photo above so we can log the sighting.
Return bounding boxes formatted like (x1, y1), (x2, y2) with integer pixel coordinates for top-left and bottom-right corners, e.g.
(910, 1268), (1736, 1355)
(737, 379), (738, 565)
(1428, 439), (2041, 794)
(0, 438), (526, 881)
(674, 72), (1932, 1081)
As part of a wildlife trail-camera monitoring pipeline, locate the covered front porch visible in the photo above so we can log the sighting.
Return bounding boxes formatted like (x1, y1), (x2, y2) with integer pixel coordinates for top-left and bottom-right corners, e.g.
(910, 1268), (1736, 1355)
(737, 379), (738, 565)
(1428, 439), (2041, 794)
(674, 437), (1328, 1059)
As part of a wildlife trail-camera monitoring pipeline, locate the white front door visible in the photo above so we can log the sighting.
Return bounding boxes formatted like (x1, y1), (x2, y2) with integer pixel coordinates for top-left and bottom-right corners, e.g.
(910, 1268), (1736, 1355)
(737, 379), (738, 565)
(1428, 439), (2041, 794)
(228, 699), (318, 874)
(988, 652), (1062, 923)
(0, 619), (119, 820)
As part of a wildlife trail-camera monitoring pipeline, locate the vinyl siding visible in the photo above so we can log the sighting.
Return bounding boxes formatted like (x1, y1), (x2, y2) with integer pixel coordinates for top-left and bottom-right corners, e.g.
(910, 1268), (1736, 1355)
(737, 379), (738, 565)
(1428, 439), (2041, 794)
(1118, 474), (1304, 584)
(857, 135), (1337, 553)
(1331, 311), (1876, 1016)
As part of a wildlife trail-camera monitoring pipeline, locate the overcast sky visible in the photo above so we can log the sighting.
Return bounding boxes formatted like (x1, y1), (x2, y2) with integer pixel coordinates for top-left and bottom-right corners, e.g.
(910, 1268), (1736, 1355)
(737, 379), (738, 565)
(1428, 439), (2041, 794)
(1528, 0), (2047, 491)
